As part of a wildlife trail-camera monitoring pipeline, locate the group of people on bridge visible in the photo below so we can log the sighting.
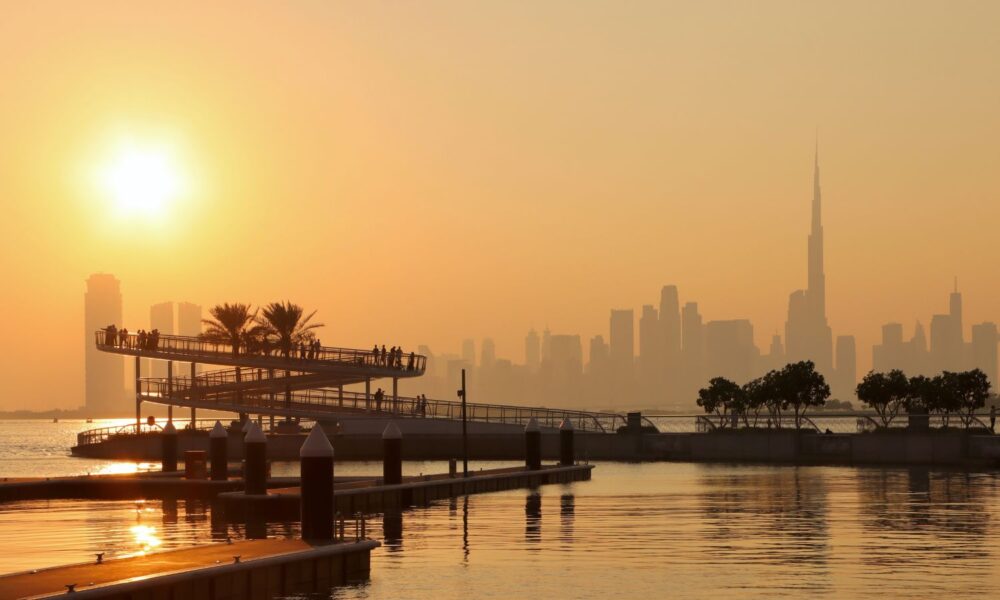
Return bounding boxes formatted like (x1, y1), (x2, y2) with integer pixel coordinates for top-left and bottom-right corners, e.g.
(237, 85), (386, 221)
(102, 325), (160, 351)
(369, 388), (429, 416)
(370, 344), (417, 372)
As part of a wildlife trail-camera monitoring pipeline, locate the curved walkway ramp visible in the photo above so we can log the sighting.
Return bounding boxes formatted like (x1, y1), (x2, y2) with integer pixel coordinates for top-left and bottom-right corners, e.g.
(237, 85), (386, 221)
(95, 330), (425, 385)
(95, 328), (642, 437)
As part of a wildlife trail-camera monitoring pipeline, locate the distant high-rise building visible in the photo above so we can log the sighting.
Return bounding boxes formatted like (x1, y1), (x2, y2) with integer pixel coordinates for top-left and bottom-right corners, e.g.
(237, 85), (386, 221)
(150, 302), (175, 379)
(873, 322), (906, 372)
(680, 302), (704, 402)
(461, 339), (476, 368)
(525, 329), (540, 373)
(609, 309), (635, 393)
(638, 305), (661, 396)
(541, 327), (552, 362)
(660, 285), (683, 401)
(834, 335), (857, 400)
(176, 302), (202, 376)
(971, 322), (998, 391)
(84, 274), (125, 415)
(784, 146), (834, 375)
(659, 285), (681, 356)
(481, 338), (496, 369)
(177, 302), (202, 337)
(704, 319), (757, 384)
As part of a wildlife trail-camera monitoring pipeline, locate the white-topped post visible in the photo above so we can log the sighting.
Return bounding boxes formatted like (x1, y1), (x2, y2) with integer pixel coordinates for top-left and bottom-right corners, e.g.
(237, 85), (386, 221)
(300, 424), (334, 540)
(382, 422), (403, 485)
(243, 422), (268, 495)
(209, 420), (228, 481)
(525, 418), (541, 471)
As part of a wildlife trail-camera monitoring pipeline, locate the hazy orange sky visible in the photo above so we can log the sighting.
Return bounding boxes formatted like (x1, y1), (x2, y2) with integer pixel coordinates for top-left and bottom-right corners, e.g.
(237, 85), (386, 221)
(1, 1), (998, 410)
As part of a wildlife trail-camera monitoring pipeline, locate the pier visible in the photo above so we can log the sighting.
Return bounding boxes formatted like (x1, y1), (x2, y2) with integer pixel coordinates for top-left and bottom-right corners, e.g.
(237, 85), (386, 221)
(0, 538), (378, 599)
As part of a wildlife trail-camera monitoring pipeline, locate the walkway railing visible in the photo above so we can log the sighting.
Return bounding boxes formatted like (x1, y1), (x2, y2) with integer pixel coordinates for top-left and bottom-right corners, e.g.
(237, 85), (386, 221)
(75, 418), (316, 447)
(94, 330), (426, 376)
(647, 413), (999, 434)
(137, 379), (634, 433)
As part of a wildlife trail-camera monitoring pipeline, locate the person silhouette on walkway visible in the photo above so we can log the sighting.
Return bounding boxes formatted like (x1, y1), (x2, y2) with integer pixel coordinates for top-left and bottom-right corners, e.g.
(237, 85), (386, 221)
(380, 345), (387, 366)
(375, 388), (384, 412)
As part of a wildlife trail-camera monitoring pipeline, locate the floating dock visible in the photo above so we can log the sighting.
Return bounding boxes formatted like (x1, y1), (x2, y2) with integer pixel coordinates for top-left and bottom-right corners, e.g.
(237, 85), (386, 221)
(0, 538), (378, 599)
(220, 464), (594, 520)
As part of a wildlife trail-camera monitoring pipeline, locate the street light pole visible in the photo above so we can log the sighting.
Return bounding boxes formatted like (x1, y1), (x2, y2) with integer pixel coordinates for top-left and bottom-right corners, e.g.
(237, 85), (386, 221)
(460, 368), (468, 477)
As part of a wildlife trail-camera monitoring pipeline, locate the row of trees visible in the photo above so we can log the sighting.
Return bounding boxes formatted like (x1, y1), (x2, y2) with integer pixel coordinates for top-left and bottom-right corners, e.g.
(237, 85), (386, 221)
(856, 369), (992, 429)
(697, 360), (830, 429)
(200, 301), (323, 357)
(697, 361), (994, 431)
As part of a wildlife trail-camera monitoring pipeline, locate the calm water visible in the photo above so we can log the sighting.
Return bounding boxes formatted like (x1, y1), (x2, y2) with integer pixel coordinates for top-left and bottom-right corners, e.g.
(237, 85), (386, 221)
(2, 420), (1000, 597)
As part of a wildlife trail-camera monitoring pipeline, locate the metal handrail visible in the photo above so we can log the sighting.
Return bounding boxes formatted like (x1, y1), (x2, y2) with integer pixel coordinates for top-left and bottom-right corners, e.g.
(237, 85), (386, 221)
(137, 378), (628, 433)
(75, 418), (315, 447)
(94, 330), (427, 375)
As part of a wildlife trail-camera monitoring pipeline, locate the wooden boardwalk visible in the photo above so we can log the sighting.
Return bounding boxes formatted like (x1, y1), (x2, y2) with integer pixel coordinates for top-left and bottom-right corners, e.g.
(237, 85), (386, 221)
(0, 538), (378, 599)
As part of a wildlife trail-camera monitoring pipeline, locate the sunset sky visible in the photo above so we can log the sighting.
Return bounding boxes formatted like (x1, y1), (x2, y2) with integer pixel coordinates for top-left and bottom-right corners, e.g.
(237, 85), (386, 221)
(1, 1), (998, 410)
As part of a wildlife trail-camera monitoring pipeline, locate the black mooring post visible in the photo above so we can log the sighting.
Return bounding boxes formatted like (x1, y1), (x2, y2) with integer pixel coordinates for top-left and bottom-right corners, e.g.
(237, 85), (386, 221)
(300, 425), (334, 541)
(210, 420), (228, 481)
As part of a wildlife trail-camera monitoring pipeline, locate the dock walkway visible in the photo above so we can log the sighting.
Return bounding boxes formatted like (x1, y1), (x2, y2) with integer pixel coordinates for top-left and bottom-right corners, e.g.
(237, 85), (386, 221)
(0, 538), (378, 599)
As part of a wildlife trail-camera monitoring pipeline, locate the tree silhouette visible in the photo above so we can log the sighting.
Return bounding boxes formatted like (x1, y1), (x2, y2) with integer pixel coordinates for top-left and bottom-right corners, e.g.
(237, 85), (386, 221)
(945, 369), (991, 429)
(774, 361), (829, 429)
(256, 301), (324, 411)
(856, 369), (909, 428)
(697, 377), (743, 428)
(200, 303), (259, 357)
(256, 301), (324, 358)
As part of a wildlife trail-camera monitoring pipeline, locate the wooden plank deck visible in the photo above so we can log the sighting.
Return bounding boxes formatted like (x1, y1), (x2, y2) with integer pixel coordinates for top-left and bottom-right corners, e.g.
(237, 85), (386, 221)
(0, 538), (378, 599)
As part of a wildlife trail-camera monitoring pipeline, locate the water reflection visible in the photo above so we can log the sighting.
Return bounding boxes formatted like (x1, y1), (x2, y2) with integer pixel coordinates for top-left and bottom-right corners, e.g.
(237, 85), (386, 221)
(383, 509), (403, 550)
(560, 494), (574, 544)
(525, 491), (541, 544)
(697, 466), (832, 582)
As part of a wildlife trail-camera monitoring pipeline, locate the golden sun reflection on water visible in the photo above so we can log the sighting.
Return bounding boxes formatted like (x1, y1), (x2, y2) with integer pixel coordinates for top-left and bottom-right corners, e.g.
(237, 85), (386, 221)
(94, 462), (159, 476)
(128, 525), (162, 555)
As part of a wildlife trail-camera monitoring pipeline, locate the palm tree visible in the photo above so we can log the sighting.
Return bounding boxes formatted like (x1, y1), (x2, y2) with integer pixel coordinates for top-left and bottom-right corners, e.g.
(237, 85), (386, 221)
(256, 301), (324, 357)
(201, 303), (260, 404)
(201, 303), (259, 356)
(256, 301), (324, 411)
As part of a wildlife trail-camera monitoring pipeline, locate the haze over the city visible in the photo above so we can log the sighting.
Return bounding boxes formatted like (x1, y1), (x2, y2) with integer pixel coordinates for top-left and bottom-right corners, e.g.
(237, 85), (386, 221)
(2, 1), (999, 411)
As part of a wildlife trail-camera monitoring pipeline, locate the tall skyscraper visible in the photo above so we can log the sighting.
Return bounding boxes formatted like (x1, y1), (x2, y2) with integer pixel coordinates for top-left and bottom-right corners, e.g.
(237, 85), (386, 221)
(680, 301), (704, 402)
(659, 284), (683, 401)
(609, 309), (635, 393)
(834, 335), (857, 400)
(971, 322), (998, 391)
(84, 274), (125, 415)
(461, 339), (476, 370)
(149, 301), (175, 379)
(785, 146), (834, 375)
(659, 285), (681, 356)
(704, 319), (757, 384)
(177, 302), (202, 337)
(480, 338), (496, 369)
(638, 304), (661, 396)
(525, 328), (540, 373)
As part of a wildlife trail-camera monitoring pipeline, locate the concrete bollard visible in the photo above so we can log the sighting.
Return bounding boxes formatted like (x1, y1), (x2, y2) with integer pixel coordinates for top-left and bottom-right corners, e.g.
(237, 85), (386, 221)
(382, 422), (402, 485)
(243, 422), (268, 495)
(162, 421), (178, 472)
(300, 424), (334, 541)
(525, 418), (541, 471)
(559, 418), (575, 466)
(210, 420), (228, 481)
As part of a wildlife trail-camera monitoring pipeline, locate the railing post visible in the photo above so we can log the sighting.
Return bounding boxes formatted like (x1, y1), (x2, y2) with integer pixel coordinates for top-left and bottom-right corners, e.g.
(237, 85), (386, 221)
(134, 356), (141, 433)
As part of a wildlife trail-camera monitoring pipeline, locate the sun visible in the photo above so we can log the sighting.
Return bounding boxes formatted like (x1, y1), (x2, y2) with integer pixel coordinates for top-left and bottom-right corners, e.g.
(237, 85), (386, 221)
(97, 139), (186, 218)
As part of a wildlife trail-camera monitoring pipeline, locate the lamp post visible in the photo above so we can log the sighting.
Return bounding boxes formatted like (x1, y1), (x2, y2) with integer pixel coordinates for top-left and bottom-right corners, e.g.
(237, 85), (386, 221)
(458, 369), (468, 478)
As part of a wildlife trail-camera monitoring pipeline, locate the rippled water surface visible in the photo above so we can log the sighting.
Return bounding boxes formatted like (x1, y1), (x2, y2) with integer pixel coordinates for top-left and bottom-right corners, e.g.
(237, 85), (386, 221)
(2, 420), (1000, 597)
